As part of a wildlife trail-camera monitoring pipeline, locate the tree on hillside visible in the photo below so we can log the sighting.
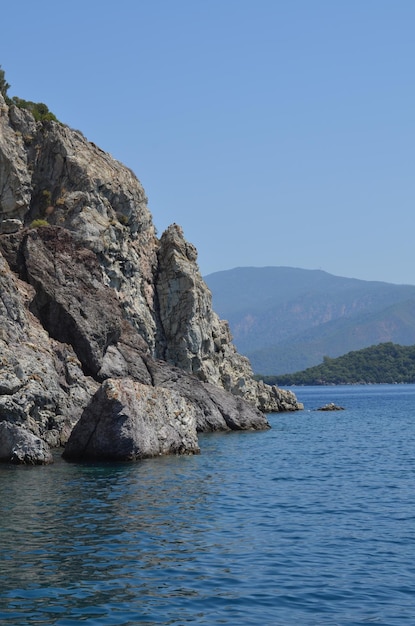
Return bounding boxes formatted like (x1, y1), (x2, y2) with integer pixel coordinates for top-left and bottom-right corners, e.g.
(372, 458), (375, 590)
(0, 65), (10, 98)
(262, 342), (415, 386)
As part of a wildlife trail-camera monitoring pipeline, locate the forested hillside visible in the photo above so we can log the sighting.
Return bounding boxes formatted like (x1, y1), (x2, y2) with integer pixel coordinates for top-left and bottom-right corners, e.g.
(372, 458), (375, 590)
(260, 343), (415, 385)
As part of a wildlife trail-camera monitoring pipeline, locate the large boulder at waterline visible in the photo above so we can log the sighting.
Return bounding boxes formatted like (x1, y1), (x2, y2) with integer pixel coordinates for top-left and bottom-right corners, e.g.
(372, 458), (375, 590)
(63, 378), (200, 461)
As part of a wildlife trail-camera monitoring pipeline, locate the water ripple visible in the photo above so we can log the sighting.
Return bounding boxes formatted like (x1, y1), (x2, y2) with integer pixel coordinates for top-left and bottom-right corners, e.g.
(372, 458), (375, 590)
(1, 385), (415, 624)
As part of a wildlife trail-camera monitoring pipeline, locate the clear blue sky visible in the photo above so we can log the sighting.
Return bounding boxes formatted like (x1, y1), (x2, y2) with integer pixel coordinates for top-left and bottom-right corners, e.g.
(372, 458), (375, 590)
(2, 1), (414, 284)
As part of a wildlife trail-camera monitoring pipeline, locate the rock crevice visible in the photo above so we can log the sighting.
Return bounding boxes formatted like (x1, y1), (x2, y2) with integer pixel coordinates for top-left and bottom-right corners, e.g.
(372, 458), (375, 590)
(0, 93), (302, 463)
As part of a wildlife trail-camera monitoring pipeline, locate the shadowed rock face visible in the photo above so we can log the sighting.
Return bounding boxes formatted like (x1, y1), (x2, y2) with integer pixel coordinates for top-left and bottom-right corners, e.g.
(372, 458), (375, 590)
(22, 227), (125, 378)
(0, 243), (99, 460)
(0, 93), (302, 463)
(0, 421), (53, 464)
(63, 378), (200, 462)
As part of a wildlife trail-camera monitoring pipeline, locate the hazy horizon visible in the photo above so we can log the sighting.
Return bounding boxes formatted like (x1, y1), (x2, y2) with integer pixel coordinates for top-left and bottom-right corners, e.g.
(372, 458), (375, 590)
(2, 0), (414, 284)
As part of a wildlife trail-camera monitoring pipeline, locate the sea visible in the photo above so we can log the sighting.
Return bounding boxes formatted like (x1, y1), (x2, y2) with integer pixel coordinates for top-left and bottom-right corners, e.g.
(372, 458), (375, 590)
(1, 384), (415, 625)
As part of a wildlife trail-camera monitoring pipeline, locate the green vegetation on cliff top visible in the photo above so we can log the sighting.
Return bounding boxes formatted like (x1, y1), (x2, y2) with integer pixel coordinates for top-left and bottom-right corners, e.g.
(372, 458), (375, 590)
(259, 343), (415, 386)
(0, 65), (58, 122)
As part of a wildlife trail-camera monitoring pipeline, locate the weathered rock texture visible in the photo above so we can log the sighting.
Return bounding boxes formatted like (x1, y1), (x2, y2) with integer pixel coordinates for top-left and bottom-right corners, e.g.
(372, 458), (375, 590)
(0, 421), (53, 464)
(63, 378), (200, 462)
(0, 93), (302, 462)
(0, 244), (98, 457)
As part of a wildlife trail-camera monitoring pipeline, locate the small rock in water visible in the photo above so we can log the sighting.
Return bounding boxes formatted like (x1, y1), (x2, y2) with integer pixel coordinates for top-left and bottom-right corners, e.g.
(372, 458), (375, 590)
(316, 402), (345, 411)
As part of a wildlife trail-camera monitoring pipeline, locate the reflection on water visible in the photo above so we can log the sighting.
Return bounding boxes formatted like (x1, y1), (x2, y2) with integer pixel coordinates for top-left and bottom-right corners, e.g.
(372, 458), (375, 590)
(1, 451), (231, 624)
(1, 386), (415, 624)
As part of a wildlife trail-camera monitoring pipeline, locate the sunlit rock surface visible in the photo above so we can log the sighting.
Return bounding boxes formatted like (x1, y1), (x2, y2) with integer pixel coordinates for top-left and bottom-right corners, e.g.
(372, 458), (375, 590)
(0, 92), (302, 462)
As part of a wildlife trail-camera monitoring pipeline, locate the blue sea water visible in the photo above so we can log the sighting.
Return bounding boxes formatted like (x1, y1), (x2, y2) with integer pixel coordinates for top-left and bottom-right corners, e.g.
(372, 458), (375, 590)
(1, 384), (415, 625)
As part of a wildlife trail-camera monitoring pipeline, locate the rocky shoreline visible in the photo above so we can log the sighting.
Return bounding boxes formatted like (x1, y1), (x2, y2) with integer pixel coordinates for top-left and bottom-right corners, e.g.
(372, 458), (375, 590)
(0, 93), (302, 463)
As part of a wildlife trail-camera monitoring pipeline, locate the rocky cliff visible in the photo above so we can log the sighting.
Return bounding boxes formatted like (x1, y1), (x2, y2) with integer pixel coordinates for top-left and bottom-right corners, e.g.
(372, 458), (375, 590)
(0, 92), (302, 463)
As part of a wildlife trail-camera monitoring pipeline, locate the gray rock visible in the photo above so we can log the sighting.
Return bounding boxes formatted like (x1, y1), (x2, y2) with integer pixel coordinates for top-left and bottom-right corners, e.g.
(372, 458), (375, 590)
(0, 247), (99, 453)
(155, 224), (301, 413)
(0, 218), (23, 234)
(21, 226), (125, 377)
(317, 403), (345, 411)
(0, 421), (53, 464)
(63, 378), (200, 461)
(0, 95), (32, 220)
(145, 358), (270, 432)
(0, 93), (303, 463)
(1, 94), (302, 414)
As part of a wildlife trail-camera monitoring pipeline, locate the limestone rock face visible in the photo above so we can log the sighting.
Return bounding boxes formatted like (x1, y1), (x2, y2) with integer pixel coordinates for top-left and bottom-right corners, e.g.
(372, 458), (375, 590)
(0, 100), (32, 221)
(142, 358), (270, 432)
(0, 93), (302, 462)
(0, 247), (98, 452)
(156, 223), (302, 413)
(0, 93), (158, 349)
(19, 226), (127, 378)
(0, 226), (270, 462)
(63, 378), (200, 461)
(0, 421), (53, 464)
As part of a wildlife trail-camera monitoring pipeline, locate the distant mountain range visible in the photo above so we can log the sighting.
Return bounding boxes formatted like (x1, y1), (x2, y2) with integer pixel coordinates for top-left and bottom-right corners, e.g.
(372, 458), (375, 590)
(204, 267), (415, 374)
